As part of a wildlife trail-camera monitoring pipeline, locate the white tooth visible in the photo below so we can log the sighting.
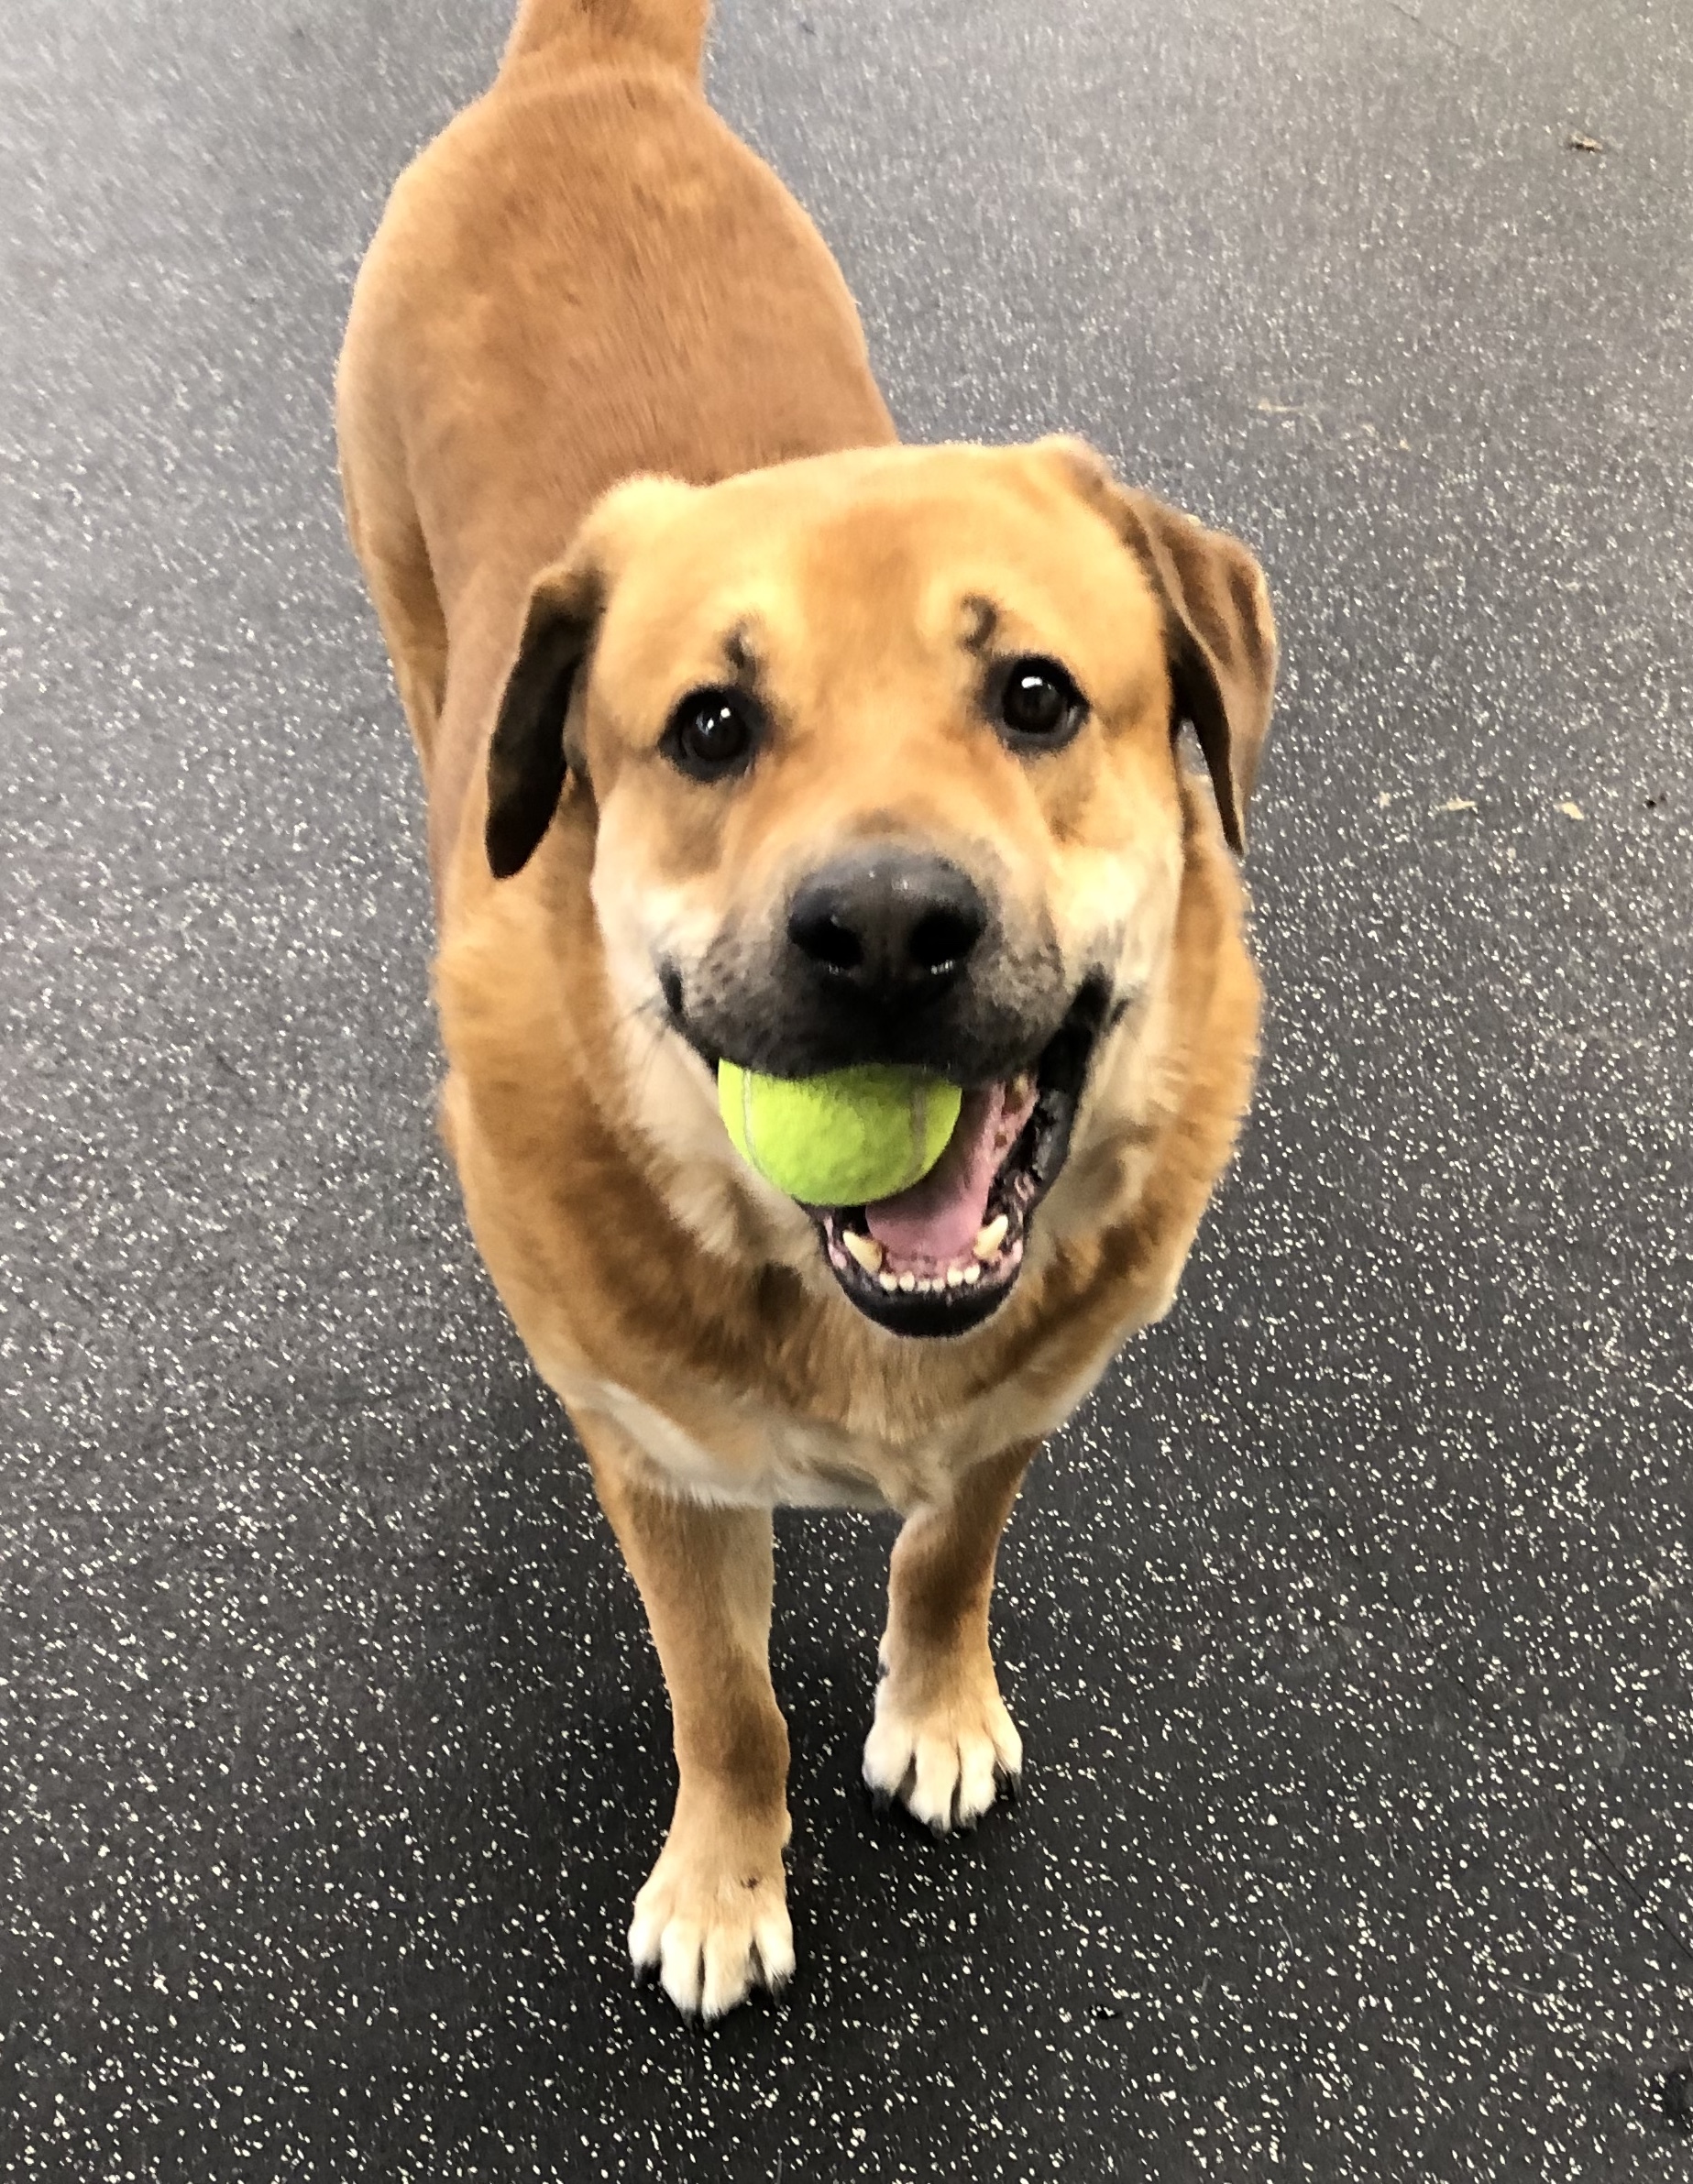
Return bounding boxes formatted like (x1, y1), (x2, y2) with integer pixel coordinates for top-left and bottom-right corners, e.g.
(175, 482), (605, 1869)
(947, 1264), (966, 1288)
(963, 1262), (982, 1285)
(843, 1231), (885, 1276)
(879, 1271), (899, 1292)
(897, 1271), (917, 1292)
(974, 1213), (1009, 1260)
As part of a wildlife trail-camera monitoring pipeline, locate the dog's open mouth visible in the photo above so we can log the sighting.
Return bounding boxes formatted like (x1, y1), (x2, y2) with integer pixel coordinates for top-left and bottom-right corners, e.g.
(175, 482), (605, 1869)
(807, 984), (1107, 1338)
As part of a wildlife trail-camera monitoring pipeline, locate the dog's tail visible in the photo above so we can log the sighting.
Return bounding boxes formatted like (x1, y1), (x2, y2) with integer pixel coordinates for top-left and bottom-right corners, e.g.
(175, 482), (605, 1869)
(502, 0), (709, 79)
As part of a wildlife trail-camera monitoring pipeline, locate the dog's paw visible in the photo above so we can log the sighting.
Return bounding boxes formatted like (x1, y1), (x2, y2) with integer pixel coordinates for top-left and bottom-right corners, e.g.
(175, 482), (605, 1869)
(862, 1658), (1023, 1836)
(627, 1820), (794, 2020)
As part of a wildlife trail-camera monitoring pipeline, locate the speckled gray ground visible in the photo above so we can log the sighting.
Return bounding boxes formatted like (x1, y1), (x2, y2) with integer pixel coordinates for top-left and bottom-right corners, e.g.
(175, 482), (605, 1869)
(3, 0), (1691, 2177)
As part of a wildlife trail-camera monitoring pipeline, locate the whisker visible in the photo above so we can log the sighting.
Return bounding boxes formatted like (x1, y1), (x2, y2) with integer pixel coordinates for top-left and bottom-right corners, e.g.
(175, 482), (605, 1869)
(611, 986), (694, 1111)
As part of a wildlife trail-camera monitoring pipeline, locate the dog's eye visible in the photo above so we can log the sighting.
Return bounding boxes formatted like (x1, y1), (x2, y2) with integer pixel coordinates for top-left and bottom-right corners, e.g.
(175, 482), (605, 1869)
(995, 656), (1087, 750)
(662, 686), (760, 779)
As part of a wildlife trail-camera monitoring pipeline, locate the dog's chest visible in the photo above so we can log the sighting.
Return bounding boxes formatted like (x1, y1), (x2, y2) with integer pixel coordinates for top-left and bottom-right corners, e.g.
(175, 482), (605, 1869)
(546, 1343), (1105, 1512)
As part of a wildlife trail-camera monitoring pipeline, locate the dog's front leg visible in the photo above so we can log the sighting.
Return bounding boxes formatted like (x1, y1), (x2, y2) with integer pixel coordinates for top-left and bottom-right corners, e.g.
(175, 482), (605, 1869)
(579, 1419), (794, 2019)
(863, 1441), (1035, 1835)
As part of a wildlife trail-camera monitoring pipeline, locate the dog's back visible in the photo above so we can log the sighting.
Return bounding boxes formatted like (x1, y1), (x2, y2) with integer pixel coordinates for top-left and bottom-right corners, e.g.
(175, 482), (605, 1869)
(503, 0), (709, 72)
(337, 0), (894, 894)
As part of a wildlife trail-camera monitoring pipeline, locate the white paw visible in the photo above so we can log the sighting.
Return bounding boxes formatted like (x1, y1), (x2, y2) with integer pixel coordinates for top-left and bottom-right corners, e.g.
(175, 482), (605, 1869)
(627, 1831), (794, 2020)
(862, 1668), (1023, 1835)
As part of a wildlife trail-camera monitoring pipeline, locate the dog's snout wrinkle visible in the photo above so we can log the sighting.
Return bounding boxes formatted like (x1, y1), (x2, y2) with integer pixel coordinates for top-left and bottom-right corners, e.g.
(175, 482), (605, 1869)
(786, 847), (987, 999)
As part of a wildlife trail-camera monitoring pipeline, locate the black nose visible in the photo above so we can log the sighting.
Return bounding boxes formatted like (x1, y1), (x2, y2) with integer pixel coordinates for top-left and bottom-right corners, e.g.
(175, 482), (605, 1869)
(786, 846), (988, 996)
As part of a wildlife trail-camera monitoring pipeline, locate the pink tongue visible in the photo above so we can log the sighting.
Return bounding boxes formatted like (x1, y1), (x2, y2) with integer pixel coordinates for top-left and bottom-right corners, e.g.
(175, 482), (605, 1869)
(864, 1079), (1038, 1266)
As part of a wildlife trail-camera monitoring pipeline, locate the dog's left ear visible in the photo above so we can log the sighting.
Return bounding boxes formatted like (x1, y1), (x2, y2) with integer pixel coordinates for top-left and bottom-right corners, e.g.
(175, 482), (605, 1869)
(1039, 437), (1278, 853)
(486, 474), (697, 880)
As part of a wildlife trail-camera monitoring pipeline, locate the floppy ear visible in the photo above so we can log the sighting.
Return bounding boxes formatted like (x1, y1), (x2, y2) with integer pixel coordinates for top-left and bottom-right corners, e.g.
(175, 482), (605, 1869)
(485, 551), (604, 880)
(486, 473), (698, 880)
(1040, 438), (1278, 853)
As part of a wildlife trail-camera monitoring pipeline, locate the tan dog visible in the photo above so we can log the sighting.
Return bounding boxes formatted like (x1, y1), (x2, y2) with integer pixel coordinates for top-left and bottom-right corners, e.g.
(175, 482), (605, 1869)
(337, 0), (1277, 2019)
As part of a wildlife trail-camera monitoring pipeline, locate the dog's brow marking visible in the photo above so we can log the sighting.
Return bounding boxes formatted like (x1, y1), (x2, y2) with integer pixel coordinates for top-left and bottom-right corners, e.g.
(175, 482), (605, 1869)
(961, 594), (999, 655)
(722, 622), (760, 684)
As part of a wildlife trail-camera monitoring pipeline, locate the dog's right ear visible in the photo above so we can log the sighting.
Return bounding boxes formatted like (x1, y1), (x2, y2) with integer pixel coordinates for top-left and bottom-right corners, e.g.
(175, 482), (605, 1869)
(485, 552), (604, 881)
(486, 475), (695, 880)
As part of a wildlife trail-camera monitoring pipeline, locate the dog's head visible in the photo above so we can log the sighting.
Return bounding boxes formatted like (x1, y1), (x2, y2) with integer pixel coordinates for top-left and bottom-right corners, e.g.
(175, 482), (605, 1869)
(485, 439), (1276, 1337)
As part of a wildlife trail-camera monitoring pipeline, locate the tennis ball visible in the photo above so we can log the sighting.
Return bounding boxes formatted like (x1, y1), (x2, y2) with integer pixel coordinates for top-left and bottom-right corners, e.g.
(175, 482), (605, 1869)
(718, 1061), (962, 1206)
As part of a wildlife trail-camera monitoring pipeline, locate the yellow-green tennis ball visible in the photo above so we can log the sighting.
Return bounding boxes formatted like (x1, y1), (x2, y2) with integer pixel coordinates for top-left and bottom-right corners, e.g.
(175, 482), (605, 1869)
(718, 1062), (962, 1206)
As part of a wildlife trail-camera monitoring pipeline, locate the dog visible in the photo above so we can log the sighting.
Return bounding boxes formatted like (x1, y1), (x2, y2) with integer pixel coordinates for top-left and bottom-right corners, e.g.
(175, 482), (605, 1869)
(337, 0), (1277, 2019)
